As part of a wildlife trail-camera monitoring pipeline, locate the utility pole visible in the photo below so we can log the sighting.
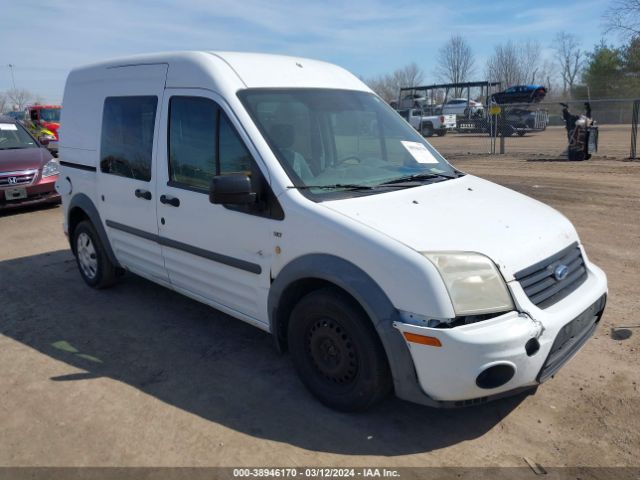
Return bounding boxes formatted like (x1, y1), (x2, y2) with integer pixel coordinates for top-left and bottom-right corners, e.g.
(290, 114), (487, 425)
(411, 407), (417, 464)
(7, 64), (16, 89)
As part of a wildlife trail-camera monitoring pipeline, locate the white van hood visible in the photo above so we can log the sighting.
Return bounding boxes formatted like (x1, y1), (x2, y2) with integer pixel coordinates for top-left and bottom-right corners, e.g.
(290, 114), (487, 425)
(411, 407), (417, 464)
(323, 175), (579, 280)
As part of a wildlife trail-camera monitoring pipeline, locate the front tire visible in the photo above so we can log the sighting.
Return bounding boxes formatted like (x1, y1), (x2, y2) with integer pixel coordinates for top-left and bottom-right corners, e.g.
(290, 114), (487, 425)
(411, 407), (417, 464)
(72, 220), (118, 289)
(288, 288), (392, 411)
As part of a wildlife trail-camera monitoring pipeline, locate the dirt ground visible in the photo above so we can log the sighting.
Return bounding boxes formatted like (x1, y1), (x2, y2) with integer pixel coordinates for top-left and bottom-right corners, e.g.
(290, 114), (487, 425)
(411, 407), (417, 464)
(0, 151), (639, 470)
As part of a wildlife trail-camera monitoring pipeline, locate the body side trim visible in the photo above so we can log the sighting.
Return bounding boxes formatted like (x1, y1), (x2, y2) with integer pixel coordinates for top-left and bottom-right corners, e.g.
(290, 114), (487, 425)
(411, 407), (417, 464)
(60, 161), (97, 172)
(105, 219), (262, 274)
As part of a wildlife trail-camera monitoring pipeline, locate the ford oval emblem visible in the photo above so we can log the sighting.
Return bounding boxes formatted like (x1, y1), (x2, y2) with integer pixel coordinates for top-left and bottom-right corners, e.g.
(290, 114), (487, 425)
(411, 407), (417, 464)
(554, 264), (570, 281)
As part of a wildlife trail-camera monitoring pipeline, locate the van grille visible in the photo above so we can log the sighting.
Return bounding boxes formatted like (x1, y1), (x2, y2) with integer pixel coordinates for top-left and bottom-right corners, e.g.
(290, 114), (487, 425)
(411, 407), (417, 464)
(0, 170), (38, 187)
(515, 242), (587, 309)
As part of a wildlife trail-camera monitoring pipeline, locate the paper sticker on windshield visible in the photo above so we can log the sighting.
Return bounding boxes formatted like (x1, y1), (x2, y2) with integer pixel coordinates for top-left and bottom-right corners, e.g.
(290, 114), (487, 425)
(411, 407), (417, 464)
(401, 141), (438, 164)
(0, 123), (18, 131)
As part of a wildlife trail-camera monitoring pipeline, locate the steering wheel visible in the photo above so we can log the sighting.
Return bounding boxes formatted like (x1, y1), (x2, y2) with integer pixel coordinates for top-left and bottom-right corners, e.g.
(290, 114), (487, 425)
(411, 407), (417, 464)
(336, 155), (362, 166)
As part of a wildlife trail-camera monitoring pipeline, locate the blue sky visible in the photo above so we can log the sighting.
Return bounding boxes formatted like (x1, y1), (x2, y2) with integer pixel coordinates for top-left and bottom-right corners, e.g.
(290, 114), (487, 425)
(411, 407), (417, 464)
(1, 0), (613, 103)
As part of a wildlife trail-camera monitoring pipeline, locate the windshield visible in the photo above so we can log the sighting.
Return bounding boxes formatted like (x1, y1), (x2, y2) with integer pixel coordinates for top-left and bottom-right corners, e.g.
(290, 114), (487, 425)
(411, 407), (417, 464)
(0, 122), (37, 150)
(39, 108), (61, 122)
(239, 89), (457, 197)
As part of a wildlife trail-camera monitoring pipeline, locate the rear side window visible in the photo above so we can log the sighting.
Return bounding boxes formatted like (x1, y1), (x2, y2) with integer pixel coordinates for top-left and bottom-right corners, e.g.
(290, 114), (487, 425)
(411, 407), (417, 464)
(100, 96), (158, 181)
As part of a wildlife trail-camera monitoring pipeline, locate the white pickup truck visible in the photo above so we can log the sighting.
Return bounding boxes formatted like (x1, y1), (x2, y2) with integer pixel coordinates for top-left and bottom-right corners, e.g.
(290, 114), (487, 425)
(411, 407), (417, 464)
(397, 108), (456, 137)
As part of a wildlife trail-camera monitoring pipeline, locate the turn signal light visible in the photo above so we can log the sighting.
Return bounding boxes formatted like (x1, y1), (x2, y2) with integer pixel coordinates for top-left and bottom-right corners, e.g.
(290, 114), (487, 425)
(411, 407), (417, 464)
(403, 332), (442, 347)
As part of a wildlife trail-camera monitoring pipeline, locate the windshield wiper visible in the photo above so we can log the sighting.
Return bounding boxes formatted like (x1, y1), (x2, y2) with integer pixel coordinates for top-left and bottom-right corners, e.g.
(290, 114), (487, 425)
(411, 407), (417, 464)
(288, 182), (424, 191)
(378, 171), (459, 185)
(287, 183), (375, 191)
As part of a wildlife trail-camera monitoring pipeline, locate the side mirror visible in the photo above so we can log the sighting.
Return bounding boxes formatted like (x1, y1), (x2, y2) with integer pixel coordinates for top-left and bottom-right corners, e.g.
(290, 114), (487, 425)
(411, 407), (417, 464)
(209, 174), (256, 205)
(38, 136), (50, 146)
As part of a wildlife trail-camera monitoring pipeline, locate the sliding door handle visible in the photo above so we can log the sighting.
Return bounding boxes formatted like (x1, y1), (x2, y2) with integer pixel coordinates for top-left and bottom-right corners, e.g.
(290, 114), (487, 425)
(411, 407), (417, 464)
(135, 189), (152, 200)
(160, 194), (180, 207)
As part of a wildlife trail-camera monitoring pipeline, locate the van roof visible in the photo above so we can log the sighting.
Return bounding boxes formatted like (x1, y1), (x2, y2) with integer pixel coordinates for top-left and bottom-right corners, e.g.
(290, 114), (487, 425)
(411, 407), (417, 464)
(69, 51), (370, 92)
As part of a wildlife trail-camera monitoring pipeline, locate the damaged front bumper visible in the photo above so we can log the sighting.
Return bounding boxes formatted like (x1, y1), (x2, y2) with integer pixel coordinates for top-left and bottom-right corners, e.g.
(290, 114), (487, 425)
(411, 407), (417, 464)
(393, 262), (607, 406)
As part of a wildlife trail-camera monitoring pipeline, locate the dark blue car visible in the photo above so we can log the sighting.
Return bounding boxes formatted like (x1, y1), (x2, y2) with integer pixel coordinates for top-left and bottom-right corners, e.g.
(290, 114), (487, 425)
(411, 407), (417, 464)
(491, 85), (547, 104)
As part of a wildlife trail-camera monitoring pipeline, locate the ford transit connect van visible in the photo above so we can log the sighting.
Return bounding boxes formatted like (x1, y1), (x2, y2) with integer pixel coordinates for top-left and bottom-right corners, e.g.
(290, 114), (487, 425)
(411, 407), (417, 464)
(57, 52), (607, 411)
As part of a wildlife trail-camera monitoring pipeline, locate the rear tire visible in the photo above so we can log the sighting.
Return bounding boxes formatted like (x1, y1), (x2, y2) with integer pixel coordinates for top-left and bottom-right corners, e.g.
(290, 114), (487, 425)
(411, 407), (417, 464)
(502, 126), (515, 137)
(436, 129), (447, 136)
(288, 288), (392, 412)
(72, 220), (117, 289)
(421, 123), (434, 137)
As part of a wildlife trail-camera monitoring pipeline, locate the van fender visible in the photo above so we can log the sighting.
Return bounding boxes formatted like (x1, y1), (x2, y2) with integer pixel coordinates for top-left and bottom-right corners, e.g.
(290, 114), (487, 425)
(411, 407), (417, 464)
(268, 253), (438, 407)
(67, 193), (120, 268)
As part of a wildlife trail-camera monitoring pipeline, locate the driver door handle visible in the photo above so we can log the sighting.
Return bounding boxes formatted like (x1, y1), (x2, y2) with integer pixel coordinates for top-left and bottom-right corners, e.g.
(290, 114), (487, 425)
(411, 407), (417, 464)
(135, 189), (152, 200)
(160, 194), (180, 207)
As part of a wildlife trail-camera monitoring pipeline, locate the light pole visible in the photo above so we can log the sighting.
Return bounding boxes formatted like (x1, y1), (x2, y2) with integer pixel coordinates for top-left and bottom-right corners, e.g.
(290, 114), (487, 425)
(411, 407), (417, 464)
(7, 64), (16, 89)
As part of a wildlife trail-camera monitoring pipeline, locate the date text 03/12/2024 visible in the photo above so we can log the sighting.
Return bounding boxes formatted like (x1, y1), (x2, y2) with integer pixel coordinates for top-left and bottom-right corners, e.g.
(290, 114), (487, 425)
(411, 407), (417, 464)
(232, 468), (400, 478)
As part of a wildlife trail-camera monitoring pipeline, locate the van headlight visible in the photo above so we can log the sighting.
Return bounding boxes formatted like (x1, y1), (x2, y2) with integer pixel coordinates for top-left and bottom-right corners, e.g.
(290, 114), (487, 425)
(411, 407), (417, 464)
(423, 252), (514, 315)
(42, 159), (60, 177)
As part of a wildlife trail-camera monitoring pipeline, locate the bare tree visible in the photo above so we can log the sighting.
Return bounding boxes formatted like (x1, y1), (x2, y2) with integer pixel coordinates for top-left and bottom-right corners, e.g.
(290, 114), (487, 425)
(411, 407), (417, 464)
(486, 40), (546, 88)
(604, 0), (640, 39)
(520, 41), (542, 83)
(392, 63), (424, 89)
(0, 92), (8, 114)
(366, 63), (424, 103)
(6, 88), (34, 111)
(538, 59), (559, 95)
(486, 41), (523, 86)
(553, 32), (584, 96)
(436, 35), (475, 95)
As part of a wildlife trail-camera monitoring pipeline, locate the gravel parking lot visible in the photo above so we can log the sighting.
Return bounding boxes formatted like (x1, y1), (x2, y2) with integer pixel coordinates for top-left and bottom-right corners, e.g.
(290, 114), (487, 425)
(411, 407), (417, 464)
(0, 153), (638, 469)
(430, 124), (633, 159)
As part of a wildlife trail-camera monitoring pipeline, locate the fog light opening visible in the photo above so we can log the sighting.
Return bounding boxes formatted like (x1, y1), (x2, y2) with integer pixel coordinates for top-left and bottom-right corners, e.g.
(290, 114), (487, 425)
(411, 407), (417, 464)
(476, 364), (515, 389)
(525, 338), (540, 357)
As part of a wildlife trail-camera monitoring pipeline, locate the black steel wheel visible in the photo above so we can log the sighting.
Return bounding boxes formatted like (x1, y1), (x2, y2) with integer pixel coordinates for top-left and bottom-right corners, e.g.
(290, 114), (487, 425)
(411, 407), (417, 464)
(288, 287), (392, 411)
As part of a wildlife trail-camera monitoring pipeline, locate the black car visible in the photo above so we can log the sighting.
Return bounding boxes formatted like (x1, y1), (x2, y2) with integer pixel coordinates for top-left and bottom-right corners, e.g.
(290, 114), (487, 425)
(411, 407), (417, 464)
(491, 85), (547, 104)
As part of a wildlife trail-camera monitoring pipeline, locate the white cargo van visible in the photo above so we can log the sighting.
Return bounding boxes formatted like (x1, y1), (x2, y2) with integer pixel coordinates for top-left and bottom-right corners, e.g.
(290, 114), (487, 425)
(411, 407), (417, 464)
(57, 52), (607, 411)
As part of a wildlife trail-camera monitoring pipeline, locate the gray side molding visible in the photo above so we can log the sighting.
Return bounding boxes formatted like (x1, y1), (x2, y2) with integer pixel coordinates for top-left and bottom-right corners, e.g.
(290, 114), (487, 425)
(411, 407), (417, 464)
(268, 254), (439, 407)
(67, 193), (120, 268)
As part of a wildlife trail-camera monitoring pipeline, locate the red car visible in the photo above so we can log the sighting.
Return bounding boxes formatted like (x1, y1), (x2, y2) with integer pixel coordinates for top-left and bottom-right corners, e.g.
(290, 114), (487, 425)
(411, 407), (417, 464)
(25, 104), (62, 156)
(0, 115), (61, 210)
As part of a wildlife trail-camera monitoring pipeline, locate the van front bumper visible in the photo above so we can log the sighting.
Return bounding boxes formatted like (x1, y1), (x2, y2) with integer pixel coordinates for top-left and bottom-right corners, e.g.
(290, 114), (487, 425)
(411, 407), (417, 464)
(393, 262), (607, 406)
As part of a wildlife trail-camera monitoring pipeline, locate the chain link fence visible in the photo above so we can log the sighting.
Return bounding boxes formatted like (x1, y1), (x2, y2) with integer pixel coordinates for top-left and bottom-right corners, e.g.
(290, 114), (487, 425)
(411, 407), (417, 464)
(427, 98), (638, 161)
